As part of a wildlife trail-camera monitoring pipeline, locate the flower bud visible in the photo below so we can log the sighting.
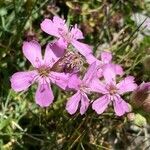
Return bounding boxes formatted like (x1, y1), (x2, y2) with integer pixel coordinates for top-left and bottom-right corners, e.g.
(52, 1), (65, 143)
(143, 100), (150, 112)
(133, 114), (147, 127)
(131, 82), (150, 112)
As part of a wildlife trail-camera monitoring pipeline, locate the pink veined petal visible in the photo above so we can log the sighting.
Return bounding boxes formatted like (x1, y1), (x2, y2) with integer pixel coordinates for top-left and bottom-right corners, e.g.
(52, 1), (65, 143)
(83, 62), (97, 85)
(97, 67), (103, 77)
(89, 78), (107, 94)
(49, 39), (67, 57)
(44, 41), (66, 67)
(86, 54), (103, 77)
(35, 83), (54, 107)
(10, 71), (37, 92)
(44, 43), (58, 67)
(66, 91), (81, 115)
(101, 51), (112, 64)
(53, 16), (65, 24)
(71, 24), (84, 40)
(80, 93), (90, 115)
(100, 51), (123, 75)
(102, 64), (116, 84)
(113, 64), (124, 75)
(113, 95), (130, 116)
(67, 74), (81, 90)
(137, 82), (150, 91)
(102, 64), (124, 76)
(86, 54), (101, 65)
(50, 72), (69, 90)
(40, 19), (60, 37)
(117, 76), (137, 94)
(53, 16), (68, 31)
(37, 77), (51, 88)
(22, 41), (42, 68)
(92, 95), (110, 114)
(71, 40), (92, 57)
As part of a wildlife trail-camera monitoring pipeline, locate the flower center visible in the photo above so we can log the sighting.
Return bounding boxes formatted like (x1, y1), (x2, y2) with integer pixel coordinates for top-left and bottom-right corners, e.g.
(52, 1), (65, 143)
(37, 65), (51, 77)
(80, 82), (89, 93)
(107, 84), (118, 95)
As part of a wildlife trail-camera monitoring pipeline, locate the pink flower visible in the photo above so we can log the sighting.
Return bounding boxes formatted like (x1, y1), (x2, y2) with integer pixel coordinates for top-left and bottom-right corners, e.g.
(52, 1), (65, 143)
(92, 64), (137, 116)
(40, 16), (92, 57)
(66, 62), (97, 115)
(86, 51), (123, 77)
(10, 41), (69, 107)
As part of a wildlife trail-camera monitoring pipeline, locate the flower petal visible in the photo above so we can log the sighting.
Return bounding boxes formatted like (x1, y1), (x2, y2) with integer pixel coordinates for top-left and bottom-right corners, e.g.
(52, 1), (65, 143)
(113, 95), (130, 116)
(101, 51), (112, 64)
(35, 83), (54, 107)
(10, 71), (37, 92)
(71, 40), (92, 57)
(92, 95), (110, 114)
(49, 39), (67, 57)
(89, 78), (107, 94)
(23, 41), (42, 68)
(103, 64), (116, 84)
(83, 62), (97, 85)
(66, 91), (81, 115)
(80, 93), (90, 115)
(44, 41), (66, 67)
(71, 24), (84, 40)
(103, 64), (123, 76)
(113, 64), (124, 75)
(40, 18), (60, 37)
(86, 54), (103, 77)
(53, 16), (68, 31)
(117, 76), (137, 94)
(86, 54), (101, 65)
(67, 74), (81, 90)
(50, 72), (69, 90)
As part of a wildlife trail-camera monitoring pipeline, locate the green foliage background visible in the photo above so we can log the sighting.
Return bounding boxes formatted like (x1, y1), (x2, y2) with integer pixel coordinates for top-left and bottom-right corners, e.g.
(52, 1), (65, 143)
(0, 0), (150, 149)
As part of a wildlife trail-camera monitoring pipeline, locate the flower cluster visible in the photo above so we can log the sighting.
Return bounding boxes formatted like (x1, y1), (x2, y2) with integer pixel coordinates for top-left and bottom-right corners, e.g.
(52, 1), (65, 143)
(10, 16), (138, 116)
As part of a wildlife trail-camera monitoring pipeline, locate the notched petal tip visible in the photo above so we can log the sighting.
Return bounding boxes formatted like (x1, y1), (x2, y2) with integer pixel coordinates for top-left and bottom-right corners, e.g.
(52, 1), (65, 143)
(117, 76), (137, 94)
(40, 18), (60, 37)
(113, 96), (130, 116)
